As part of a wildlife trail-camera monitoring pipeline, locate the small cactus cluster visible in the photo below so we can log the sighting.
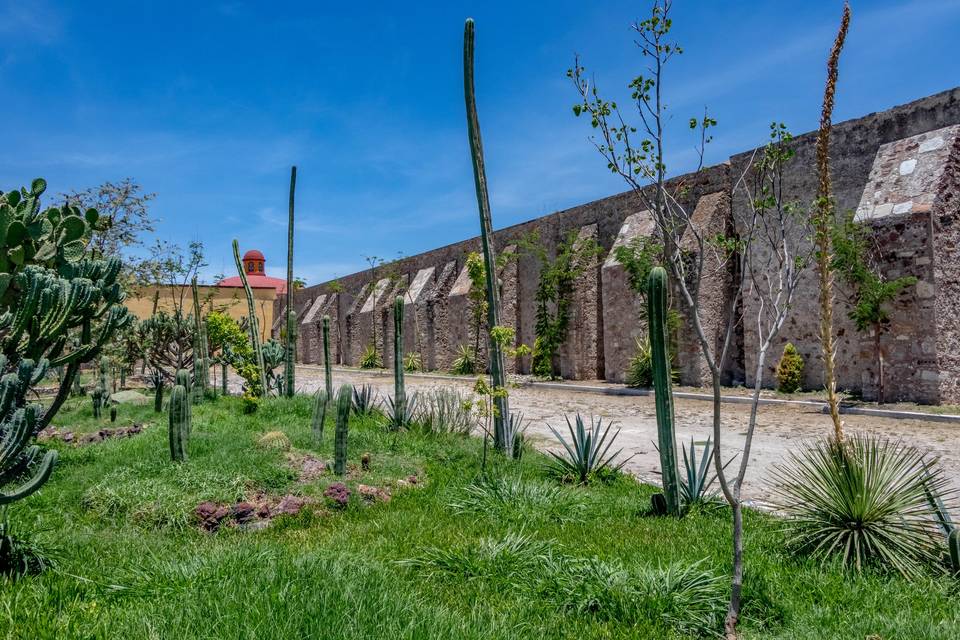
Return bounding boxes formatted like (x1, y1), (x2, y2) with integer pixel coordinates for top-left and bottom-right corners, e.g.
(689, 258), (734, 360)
(334, 383), (353, 476)
(648, 267), (680, 516)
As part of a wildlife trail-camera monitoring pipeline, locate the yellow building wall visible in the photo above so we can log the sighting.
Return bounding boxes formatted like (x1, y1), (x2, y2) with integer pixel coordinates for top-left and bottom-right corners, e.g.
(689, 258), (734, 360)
(125, 284), (277, 341)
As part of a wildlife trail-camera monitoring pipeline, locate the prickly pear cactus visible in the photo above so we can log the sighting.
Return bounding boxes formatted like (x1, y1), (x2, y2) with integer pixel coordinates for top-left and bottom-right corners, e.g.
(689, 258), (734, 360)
(0, 178), (130, 504)
(333, 383), (352, 476)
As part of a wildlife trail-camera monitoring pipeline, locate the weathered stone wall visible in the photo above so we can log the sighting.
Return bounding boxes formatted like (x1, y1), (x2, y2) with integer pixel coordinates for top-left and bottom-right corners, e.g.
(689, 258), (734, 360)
(287, 87), (960, 404)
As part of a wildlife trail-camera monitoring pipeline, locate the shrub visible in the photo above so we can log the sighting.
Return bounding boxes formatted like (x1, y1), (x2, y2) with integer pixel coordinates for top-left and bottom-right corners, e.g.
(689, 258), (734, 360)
(771, 434), (947, 578)
(241, 393), (260, 415)
(544, 414), (630, 484)
(359, 344), (382, 370)
(450, 345), (476, 375)
(775, 342), (804, 393)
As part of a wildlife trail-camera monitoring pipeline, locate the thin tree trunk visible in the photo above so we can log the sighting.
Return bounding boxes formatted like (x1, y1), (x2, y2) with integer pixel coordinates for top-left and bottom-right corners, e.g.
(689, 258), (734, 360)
(725, 501), (743, 639)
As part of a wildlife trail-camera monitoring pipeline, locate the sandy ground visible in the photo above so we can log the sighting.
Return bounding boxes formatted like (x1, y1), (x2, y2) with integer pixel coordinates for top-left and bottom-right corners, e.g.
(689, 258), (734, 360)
(290, 366), (960, 507)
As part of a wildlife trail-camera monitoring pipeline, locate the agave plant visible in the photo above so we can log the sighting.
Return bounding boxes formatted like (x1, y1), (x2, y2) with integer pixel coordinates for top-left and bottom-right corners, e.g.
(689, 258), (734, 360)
(653, 436), (732, 508)
(771, 434), (949, 578)
(626, 337), (653, 388)
(351, 384), (380, 416)
(545, 414), (629, 484)
(450, 344), (476, 375)
(386, 392), (419, 430)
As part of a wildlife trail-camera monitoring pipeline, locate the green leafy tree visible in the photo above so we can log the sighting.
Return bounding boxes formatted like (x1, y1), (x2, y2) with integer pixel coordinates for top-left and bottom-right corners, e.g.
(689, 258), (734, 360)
(831, 211), (916, 404)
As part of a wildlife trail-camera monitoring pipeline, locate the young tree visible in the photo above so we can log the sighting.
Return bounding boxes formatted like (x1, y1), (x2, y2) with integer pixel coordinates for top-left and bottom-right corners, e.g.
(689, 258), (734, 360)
(570, 3), (820, 635)
(832, 211), (916, 404)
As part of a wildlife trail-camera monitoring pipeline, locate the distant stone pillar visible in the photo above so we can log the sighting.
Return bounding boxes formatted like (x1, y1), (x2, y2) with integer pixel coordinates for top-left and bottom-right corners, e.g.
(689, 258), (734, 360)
(559, 226), (602, 380)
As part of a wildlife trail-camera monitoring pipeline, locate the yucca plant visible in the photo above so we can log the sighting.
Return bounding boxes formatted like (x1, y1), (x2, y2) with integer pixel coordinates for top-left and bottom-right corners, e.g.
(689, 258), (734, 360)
(351, 384), (380, 416)
(450, 344), (476, 375)
(625, 337), (653, 388)
(545, 414), (629, 484)
(359, 344), (382, 370)
(403, 352), (422, 372)
(771, 434), (948, 578)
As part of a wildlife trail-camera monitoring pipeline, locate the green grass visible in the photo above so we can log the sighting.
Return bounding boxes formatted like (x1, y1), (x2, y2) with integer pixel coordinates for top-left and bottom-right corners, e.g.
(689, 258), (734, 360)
(1, 393), (957, 639)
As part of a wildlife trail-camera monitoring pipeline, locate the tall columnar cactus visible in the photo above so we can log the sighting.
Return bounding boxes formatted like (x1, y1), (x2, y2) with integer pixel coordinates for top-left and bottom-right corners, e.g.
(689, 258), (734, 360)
(174, 368), (192, 436)
(0, 178), (130, 505)
(322, 315), (333, 400)
(153, 370), (164, 413)
(92, 356), (109, 418)
(463, 18), (510, 453)
(190, 276), (210, 397)
(648, 266), (680, 516)
(311, 389), (328, 443)
(392, 296), (406, 428)
(168, 383), (189, 462)
(221, 361), (228, 396)
(333, 383), (352, 476)
(232, 239), (267, 395)
(285, 166), (297, 398)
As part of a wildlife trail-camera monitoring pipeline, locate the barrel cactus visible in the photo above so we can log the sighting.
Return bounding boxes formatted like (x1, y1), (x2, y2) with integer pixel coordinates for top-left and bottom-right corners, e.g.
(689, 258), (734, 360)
(334, 383), (352, 476)
(168, 383), (189, 462)
(0, 178), (130, 504)
(648, 266), (680, 516)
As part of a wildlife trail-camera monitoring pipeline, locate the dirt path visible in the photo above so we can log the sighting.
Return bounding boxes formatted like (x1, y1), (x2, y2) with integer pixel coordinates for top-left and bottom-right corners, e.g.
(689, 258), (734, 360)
(293, 366), (960, 507)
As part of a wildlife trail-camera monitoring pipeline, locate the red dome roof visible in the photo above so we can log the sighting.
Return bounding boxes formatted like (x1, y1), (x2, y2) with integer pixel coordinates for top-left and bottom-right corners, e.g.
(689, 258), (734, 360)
(243, 249), (266, 261)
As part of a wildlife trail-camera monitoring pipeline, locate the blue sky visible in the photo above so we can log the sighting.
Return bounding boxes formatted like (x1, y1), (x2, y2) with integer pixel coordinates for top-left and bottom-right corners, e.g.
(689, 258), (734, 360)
(1, 0), (958, 284)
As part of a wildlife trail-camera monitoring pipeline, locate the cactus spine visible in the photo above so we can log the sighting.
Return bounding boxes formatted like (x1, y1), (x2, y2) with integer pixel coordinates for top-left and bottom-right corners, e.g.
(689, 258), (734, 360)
(648, 266), (680, 516)
(333, 383), (352, 476)
(322, 315), (333, 400)
(168, 383), (189, 462)
(232, 239), (267, 395)
(392, 296), (406, 428)
(312, 389), (328, 443)
(284, 165), (297, 397)
(463, 18), (510, 454)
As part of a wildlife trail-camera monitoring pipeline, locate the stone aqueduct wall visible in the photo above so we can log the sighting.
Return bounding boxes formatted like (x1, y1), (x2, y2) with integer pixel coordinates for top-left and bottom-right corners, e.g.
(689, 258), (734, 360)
(279, 88), (960, 405)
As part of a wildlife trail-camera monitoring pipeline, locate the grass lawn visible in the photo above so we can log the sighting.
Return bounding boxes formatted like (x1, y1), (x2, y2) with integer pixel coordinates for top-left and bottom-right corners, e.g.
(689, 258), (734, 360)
(1, 392), (957, 639)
